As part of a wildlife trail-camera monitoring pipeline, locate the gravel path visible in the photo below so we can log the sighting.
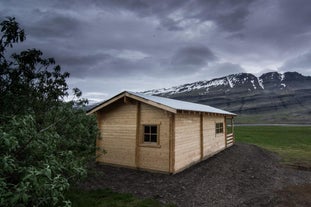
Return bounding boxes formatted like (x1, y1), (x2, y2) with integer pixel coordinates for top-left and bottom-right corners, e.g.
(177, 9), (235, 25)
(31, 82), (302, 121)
(79, 143), (311, 206)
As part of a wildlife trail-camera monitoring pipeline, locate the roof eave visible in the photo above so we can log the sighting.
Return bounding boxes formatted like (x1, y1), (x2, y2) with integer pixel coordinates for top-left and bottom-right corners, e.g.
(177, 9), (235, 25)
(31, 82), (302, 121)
(176, 109), (237, 116)
(86, 91), (177, 115)
(86, 91), (237, 116)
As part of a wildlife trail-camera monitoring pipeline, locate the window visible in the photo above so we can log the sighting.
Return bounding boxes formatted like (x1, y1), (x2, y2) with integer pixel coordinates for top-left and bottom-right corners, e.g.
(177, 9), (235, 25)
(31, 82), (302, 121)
(216, 123), (224, 134)
(143, 125), (158, 143)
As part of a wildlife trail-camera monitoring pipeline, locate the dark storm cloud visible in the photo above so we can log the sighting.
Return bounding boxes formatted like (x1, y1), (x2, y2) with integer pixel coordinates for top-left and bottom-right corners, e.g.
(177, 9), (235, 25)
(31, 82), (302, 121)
(58, 53), (160, 78)
(28, 12), (82, 38)
(58, 54), (150, 78)
(96, 0), (255, 32)
(210, 62), (245, 76)
(172, 46), (217, 66)
(50, 52), (112, 77)
(96, 0), (185, 17)
(278, 0), (311, 33)
(236, 0), (311, 51)
(92, 0), (187, 31)
(159, 17), (183, 31)
(1, 0), (311, 98)
(280, 52), (311, 75)
(187, 0), (256, 32)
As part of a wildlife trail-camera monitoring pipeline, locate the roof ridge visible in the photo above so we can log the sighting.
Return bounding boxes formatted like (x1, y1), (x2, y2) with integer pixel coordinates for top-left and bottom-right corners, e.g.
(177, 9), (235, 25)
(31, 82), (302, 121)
(127, 91), (236, 116)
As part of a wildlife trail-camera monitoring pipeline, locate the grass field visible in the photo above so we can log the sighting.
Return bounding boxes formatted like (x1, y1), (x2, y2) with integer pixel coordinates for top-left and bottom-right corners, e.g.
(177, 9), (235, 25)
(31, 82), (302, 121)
(235, 126), (311, 168)
(66, 188), (175, 207)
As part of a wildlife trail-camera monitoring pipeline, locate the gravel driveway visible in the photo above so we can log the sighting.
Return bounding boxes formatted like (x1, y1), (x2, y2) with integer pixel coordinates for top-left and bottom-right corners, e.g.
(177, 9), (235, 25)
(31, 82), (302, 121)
(79, 143), (311, 206)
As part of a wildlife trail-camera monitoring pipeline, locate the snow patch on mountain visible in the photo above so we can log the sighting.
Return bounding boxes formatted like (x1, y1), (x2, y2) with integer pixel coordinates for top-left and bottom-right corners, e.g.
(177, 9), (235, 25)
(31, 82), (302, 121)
(257, 77), (264, 89)
(251, 80), (257, 89)
(207, 78), (226, 88)
(226, 76), (233, 88)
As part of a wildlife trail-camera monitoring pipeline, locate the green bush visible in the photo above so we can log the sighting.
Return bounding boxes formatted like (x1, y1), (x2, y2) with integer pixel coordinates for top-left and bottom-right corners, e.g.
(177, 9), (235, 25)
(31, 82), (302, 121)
(0, 17), (100, 206)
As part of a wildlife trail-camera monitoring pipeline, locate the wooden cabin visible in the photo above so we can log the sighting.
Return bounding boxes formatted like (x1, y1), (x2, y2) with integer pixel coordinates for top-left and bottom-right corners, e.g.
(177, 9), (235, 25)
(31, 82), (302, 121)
(87, 91), (236, 174)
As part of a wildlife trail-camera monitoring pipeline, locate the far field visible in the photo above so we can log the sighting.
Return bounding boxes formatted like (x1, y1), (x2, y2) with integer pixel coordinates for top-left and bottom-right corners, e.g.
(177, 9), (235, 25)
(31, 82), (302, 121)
(235, 126), (311, 169)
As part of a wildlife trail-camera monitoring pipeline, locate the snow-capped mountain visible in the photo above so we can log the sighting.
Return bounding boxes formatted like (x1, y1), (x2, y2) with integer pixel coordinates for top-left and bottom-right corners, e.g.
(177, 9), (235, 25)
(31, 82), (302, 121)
(143, 72), (311, 96)
(142, 72), (311, 124)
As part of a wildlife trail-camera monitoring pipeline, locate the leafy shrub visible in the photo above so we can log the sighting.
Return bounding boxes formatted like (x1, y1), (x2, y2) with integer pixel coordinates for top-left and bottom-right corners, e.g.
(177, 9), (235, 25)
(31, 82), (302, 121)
(0, 17), (100, 206)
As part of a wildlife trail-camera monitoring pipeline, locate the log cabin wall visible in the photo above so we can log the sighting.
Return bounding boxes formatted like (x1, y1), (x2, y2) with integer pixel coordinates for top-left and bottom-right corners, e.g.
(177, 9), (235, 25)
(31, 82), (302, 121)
(96, 99), (137, 168)
(91, 91), (235, 174)
(202, 115), (226, 158)
(174, 112), (201, 172)
(138, 103), (171, 172)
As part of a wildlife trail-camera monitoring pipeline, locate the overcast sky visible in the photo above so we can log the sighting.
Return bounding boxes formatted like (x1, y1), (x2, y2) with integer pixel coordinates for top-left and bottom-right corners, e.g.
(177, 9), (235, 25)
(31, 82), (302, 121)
(1, 0), (311, 102)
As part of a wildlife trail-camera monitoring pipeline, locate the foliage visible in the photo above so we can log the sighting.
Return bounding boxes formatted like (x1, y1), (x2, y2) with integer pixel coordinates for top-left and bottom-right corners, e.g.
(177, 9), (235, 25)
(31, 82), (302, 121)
(66, 188), (176, 207)
(235, 126), (311, 168)
(0, 17), (100, 206)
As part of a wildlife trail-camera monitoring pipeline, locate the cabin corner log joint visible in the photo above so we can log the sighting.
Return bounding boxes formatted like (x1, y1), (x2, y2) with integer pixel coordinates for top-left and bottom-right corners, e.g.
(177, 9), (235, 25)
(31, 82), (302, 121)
(87, 91), (236, 174)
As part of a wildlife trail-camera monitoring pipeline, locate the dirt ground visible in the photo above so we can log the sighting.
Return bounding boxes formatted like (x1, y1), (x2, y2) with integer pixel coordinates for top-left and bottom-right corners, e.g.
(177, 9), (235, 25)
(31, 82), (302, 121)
(79, 143), (311, 207)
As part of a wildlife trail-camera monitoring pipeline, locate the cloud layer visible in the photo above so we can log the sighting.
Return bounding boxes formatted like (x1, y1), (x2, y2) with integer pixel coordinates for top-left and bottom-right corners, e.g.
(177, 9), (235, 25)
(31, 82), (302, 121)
(1, 0), (311, 101)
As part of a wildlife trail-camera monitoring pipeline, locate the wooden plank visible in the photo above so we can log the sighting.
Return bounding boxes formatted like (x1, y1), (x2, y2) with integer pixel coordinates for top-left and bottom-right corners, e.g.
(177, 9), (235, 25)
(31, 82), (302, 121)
(135, 102), (141, 168)
(138, 103), (171, 172)
(200, 113), (203, 160)
(227, 140), (234, 143)
(169, 114), (173, 173)
(226, 117), (235, 146)
(174, 113), (201, 171)
(227, 136), (234, 140)
(232, 117), (235, 144)
(227, 143), (234, 147)
(170, 114), (175, 173)
(97, 102), (137, 166)
(224, 116), (227, 147)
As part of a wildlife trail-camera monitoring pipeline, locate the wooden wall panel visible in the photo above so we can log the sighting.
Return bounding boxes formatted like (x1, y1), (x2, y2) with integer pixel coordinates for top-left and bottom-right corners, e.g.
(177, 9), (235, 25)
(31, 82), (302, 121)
(174, 113), (201, 172)
(138, 103), (170, 172)
(96, 101), (137, 167)
(95, 97), (229, 173)
(202, 116), (226, 157)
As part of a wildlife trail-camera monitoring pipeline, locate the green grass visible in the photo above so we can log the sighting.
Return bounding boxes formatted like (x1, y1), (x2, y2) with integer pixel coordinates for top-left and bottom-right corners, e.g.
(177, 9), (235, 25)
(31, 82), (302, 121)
(235, 126), (311, 168)
(66, 188), (175, 207)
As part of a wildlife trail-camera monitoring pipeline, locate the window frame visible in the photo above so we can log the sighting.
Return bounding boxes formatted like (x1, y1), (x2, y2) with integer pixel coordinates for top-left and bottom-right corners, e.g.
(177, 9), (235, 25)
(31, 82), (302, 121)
(141, 124), (160, 146)
(215, 122), (224, 134)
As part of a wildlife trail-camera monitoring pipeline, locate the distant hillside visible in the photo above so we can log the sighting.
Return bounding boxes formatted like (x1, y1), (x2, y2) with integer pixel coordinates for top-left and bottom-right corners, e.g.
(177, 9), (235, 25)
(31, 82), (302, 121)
(142, 72), (311, 124)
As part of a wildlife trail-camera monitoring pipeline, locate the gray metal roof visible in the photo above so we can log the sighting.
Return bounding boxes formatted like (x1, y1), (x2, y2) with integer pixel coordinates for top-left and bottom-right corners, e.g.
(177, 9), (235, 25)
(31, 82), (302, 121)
(87, 91), (236, 116)
(127, 91), (236, 115)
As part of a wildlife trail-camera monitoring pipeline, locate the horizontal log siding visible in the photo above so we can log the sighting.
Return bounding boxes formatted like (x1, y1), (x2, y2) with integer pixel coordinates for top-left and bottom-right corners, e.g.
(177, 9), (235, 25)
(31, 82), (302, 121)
(203, 116), (226, 157)
(139, 103), (170, 172)
(96, 101), (136, 167)
(174, 113), (201, 172)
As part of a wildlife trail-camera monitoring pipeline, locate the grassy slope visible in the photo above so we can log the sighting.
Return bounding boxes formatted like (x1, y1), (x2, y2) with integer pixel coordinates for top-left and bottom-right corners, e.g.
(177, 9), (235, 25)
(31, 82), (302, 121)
(235, 126), (311, 168)
(66, 189), (175, 207)
(235, 112), (311, 124)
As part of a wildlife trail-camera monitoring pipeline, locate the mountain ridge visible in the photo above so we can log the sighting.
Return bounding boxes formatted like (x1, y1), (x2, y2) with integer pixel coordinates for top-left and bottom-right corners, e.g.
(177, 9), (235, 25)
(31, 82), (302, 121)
(142, 71), (311, 124)
(143, 71), (311, 96)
